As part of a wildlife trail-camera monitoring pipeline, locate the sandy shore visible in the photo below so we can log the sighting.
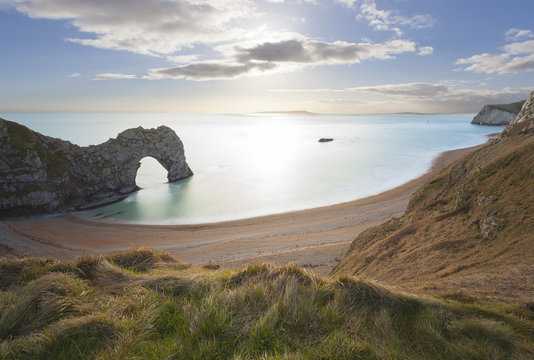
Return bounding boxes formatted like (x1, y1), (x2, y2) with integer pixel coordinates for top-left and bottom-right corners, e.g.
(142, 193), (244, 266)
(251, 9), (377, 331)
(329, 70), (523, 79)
(0, 143), (488, 275)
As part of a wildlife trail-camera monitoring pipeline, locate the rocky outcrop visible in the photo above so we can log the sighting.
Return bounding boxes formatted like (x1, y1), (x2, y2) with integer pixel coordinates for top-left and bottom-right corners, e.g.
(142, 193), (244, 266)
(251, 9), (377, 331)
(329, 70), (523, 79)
(471, 100), (525, 125)
(502, 90), (534, 135)
(0, 119), (192, 216)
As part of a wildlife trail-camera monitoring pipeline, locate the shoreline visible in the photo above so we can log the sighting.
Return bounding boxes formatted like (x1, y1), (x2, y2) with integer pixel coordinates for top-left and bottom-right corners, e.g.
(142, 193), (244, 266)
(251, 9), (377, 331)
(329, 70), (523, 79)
(0, 141), (492, 275)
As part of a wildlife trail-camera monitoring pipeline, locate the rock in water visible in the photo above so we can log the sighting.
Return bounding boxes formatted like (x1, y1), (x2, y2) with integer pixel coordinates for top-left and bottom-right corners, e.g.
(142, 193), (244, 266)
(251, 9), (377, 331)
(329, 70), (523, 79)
(318, 138), (334, 143)
(471, 101), (525, 125)
(0, 119), (193, 216)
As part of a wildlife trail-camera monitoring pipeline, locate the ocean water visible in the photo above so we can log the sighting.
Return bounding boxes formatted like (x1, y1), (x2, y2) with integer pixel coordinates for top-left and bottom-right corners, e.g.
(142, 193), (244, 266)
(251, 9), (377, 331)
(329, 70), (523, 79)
(3, 113), (501, 224)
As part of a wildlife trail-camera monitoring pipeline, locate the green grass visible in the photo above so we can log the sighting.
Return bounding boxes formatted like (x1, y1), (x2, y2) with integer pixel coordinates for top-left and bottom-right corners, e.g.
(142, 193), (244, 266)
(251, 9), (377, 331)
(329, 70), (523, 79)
(1, 248), (533, 359)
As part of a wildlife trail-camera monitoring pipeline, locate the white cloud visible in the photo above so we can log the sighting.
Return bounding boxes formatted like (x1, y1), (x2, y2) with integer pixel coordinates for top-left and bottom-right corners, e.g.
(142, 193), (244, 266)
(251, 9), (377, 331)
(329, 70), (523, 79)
(4, 0), (255, 56)
(337, 0), (435, 35)
(506, 28), (534, 40)
(417, 46), (433, 56)
(166, 55), (201, 63)
(68, 72), (81, 78)
(457, 30), (534, 74)
(503, 40), (534, 55)
(457, 53), (534, 74)
(94, 73), (138, 80)
(334, 0), (357, 7)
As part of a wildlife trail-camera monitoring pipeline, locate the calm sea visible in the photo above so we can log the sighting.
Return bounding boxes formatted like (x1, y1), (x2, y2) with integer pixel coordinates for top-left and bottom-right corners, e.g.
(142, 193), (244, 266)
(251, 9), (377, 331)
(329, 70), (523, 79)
(2, 113), (501, 224)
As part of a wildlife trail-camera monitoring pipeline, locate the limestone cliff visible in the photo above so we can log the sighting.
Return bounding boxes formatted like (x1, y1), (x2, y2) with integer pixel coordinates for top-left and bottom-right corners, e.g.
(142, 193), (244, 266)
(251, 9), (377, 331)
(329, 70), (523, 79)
(0, 119), (193, 216)
(503, 90), (534, 135)
(471, 100), (525, 125)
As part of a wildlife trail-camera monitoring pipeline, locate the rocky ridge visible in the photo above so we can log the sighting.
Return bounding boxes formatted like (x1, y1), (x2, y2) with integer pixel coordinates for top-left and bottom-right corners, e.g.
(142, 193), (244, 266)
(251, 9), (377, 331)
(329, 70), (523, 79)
(0, 119), (192, 216)
(471, 100), (525, 125)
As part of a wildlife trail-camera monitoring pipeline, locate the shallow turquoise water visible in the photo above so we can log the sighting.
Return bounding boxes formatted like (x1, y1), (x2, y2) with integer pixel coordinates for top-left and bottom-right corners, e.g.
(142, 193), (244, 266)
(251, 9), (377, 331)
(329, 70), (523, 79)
(3, 113), (501, 224)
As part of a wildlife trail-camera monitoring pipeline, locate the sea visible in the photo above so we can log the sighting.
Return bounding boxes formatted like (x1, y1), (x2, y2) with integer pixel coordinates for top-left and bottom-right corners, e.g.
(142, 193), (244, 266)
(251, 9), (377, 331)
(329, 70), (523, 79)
(2, 113), (501, 224)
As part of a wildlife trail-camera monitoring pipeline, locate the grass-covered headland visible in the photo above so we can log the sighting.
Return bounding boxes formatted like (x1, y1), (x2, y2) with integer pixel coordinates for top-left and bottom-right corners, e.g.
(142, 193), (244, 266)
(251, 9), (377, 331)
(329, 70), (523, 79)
(1, 248), (533, 359)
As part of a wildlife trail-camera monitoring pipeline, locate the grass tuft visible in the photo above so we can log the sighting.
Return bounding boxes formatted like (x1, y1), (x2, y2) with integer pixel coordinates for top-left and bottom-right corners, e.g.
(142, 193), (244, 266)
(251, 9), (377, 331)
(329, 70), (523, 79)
(1, 249), (533, 359)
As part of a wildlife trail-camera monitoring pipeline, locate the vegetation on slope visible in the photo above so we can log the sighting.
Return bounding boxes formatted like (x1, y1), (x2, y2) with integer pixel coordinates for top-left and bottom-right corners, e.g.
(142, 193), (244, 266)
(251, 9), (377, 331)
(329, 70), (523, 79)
(333, 122), (534, 301)
(1, 248), (533, 359)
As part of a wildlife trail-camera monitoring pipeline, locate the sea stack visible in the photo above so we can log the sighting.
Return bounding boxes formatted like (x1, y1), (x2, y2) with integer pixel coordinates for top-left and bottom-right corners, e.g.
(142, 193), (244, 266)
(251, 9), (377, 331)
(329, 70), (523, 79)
(0, 119), (193, 216)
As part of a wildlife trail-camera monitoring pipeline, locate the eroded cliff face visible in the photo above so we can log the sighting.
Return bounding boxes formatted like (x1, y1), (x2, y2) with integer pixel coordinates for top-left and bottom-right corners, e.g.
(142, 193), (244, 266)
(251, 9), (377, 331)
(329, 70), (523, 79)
(0, 119), (192, 216)
(471, 101), (525, 125)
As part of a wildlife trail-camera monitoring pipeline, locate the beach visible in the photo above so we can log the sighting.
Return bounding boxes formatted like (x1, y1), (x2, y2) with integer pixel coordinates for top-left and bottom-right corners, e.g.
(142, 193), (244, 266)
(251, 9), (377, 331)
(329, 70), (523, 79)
(0, 143), (487, 275)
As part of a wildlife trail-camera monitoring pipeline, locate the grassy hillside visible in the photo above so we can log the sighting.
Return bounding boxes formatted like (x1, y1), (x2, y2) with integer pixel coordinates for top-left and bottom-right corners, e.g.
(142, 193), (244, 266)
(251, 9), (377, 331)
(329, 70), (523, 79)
(333, 123), (534, 302)
(1, 248), (533, 359)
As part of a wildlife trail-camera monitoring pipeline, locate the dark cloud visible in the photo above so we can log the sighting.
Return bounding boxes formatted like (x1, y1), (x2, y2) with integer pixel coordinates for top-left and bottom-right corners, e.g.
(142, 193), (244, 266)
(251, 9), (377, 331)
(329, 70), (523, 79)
(149, 62), (277, 80)
(148, 37), (417, 80)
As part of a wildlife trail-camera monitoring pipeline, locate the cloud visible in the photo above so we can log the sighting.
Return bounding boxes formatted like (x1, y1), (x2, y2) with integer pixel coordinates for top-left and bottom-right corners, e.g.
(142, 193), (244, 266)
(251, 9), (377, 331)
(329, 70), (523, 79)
(503, 40), (534, 55)
(4, 0), (255, 56)
(3, 0), (430, 81)
(417, 46), (433, 56)
(457, 30), (534, 74)
(350, 83), (449, 97)
(349, 83), (532, 107)
(68, 72), (81, 78)
(336, 0), (435, 35)
(148, 37), (419, 80)
(149, 62), (276, 80)
(166, 54), (201, 63)
(506, 28), (534, 40)
(235, 38), (417, 63)
(94, 73), (138, 80)
(300, 83), (531, 113)
(271, 82), (531, 104)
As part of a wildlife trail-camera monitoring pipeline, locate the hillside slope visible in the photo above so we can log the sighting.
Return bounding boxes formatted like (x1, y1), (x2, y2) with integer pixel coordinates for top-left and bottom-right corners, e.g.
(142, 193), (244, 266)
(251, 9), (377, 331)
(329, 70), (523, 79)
(333, 92), (534, 302)
(1, 248), (533, 359)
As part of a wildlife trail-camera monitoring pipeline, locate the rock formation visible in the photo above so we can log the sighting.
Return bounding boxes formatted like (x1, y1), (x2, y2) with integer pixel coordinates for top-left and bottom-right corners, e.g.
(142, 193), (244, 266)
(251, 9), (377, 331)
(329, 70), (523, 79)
(503, 90), (534, 135)
(0, 119), (193, 216)
(471, 100), (525, 125)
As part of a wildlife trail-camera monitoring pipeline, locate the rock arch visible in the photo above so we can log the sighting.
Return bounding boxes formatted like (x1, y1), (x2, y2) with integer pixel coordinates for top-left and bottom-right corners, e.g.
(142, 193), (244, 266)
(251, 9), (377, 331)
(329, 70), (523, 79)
(0, 120), (193, 215)
(90, 125), (193, 195)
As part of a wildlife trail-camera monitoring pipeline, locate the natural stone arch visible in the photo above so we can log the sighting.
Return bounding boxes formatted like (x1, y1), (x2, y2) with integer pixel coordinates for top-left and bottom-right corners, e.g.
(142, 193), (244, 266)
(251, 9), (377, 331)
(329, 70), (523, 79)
(0, 119), (193, 215)
(96, 125), (193, 194)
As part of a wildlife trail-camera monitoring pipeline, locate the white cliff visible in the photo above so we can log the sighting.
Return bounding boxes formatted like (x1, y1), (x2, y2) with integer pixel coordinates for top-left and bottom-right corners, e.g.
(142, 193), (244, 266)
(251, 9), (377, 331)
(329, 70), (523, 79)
(471, 101), (525, 126)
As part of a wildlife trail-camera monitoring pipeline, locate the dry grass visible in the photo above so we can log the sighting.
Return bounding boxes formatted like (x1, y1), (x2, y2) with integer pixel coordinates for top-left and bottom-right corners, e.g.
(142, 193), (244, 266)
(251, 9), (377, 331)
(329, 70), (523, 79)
(1, 249), (533, 359)
(333, 130), (534, 302)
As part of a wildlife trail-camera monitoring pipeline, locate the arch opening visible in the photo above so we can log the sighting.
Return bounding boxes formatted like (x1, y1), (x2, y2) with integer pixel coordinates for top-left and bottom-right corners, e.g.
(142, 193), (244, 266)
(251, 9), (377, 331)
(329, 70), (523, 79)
(135, 156), (169, 188)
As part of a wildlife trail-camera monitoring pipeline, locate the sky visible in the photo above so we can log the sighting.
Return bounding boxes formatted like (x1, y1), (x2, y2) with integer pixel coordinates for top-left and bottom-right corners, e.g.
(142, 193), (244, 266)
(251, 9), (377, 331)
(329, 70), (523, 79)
(0, 0), (533, 114)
